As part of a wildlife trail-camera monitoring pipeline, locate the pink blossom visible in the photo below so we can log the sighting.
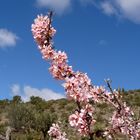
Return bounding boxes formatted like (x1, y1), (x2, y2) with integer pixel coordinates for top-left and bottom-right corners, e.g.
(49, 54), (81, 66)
(90, 86), (106, 102)
(110, 103), (140, 139)
(69, 110), (89, 136)
(39, 44), (55, 60)
(32, 13), (140, 140)
(69, 105), (95, 136)
(63, 72), (92, 103)
(48, 123), (68, 140)
(31, 14), (56, 46)
(49, 63), (73, 80)
(52, 51), (68, 65)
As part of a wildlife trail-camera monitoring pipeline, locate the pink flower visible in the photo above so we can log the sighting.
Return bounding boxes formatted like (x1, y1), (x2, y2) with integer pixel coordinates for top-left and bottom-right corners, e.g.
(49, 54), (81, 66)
(63, 72), (92, 103)
(109, 103), (140, 139)
(49, 63), (73, 80)
(69, 110), (89, 136)
(31, 14), (56, 46)
(52, 51), (68, 65)
(90, 86), (106, 102)
(69, 105), (95, 136)
(48, 123), (68, 140)
(47, 50), (73, 80)
(32, 12), (140, 140)
(39, 44), (55, 60)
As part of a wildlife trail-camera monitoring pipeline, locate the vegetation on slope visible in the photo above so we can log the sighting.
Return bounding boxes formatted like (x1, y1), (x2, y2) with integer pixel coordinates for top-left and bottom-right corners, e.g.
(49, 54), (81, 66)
(0, 89), (139, 140)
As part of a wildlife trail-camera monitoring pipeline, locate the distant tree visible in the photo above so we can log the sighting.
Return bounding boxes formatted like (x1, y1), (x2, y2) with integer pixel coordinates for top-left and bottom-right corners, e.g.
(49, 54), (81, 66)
(0, 99), (10, 106)
(0, 99), (10, 110)
(8, 104), (35, 132)
(34, 111), (57, 140)
(30, 96), (44, 105)
(121, 88), (125, 93)
(11, 96), (22, 104)
(30, 96), (46, 111)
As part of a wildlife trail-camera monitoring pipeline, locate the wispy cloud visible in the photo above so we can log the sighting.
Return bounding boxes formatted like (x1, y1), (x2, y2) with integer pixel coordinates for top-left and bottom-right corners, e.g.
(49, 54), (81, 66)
(0, 29), (18, 48)
(100, 1), (117, 16)
(100, 0), (140, 24)
(114, 0), (140, 23)
(11, 84), (20, 96)
(99, 40), (107, 46)
(11, 84), (65, 102)
(35, 0), (140, 23)
(77, 0), (140, 24)
(36, 0), (71, 14)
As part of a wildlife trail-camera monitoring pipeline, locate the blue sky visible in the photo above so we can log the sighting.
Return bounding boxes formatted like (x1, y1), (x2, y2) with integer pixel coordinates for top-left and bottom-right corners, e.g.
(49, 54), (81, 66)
(0, 0), (140, 101)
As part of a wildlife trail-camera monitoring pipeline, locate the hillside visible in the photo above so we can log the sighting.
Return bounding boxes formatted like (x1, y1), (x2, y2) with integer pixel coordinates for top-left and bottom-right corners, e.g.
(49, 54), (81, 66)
(0, 89), (139, 140)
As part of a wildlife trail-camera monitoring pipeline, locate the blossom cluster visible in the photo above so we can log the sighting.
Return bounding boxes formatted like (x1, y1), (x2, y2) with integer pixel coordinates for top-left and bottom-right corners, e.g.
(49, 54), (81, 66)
(49, 50), (73, 80)
(110, 103), (140, 139)
(31, 14), (56, 46)
(48, 123), (68, 140)
(69, 104), (95, 136)
(63, 72), (92, 103)
(31, 14), (98, 136)
(32, 13), (140, 140)
(31, 14), (118, 105)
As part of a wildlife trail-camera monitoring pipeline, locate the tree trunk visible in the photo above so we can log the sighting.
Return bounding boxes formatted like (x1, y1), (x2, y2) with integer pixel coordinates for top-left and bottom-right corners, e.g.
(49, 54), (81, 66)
(42, 131), (47, 140)
(6, 127), (11, 140)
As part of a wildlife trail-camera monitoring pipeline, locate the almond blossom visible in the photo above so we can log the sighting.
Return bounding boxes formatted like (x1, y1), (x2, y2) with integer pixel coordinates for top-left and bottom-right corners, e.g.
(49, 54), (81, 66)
(63, 72), (92, 103)
(49, 63), (73, 80)
(109, 103), (140, 139)
(32, 12), (140, 140)
(31, 14), (56, 46)
(69, 104), (95, 136)
(40, 44), (55, 60)
(48, 123), (68, 140)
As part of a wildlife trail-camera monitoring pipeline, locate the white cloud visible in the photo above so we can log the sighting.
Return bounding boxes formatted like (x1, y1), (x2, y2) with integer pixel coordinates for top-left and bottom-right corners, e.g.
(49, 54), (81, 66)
(115, 0), (140, 23)
(0, 29), (18, 48)
(35, 0), (140, 23)
(11, 84), (20, 96)
(99, 0), (140, 24)
(36, 0), (71, 14)
(100, 1), (117, 16)
(11, 84), (65, 102)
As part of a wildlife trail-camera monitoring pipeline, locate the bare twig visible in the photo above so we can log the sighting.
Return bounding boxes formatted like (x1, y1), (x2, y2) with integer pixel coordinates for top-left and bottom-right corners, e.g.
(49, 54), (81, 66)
(46, 11), (53, 46)
(100, 94), (118, 109)
(105, 79), (121, 109)
(76, 100), (81, 111)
